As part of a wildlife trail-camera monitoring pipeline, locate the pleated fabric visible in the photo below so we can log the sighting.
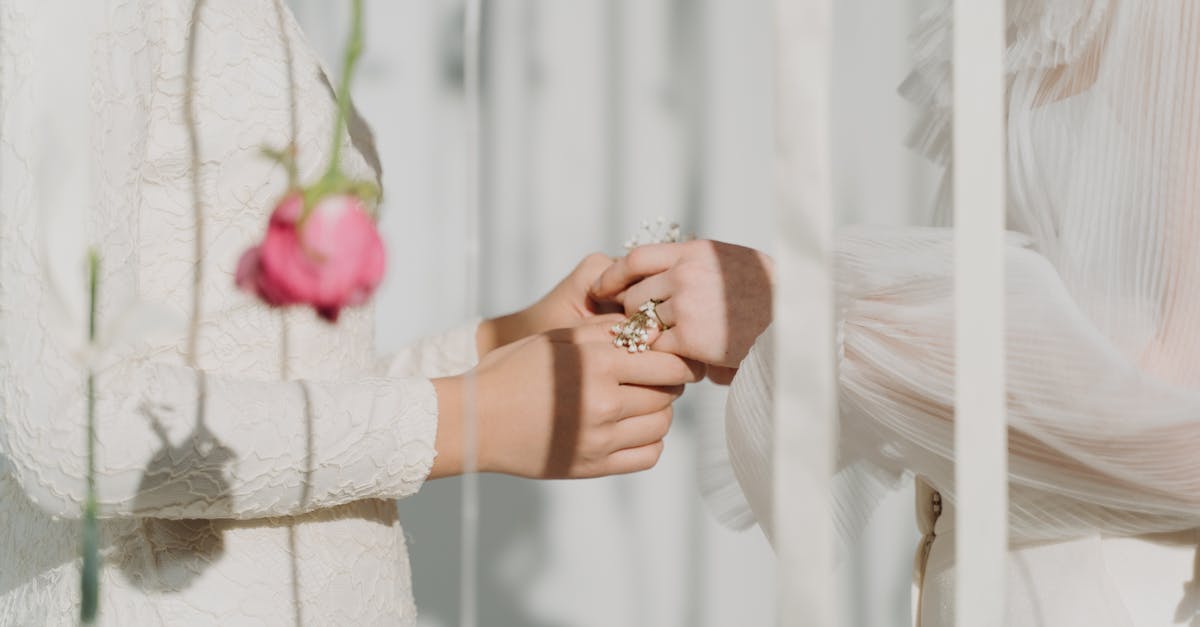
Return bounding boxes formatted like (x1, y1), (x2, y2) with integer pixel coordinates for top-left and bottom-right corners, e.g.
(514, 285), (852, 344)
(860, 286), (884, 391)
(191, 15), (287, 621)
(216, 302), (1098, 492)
(715, 0), (1200, 605)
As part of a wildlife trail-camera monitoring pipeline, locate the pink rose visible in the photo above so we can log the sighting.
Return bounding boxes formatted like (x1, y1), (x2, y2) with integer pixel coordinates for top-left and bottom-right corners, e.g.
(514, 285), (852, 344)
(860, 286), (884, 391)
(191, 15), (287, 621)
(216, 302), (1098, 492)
(236, 193), (386, 322)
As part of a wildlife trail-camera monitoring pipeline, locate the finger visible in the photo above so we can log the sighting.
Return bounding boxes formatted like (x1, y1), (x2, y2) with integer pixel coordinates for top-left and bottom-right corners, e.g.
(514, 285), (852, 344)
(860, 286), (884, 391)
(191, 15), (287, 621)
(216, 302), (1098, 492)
(621, 273), (674, 317)
(610, 350), (706, 386)
(586, 296), (627, 316)
(616, 384), (683, 419)
(707, 366), (738, 385)
(571, 253), (618, 299)
(648, 298), (677, 331)
(570, 313), (626, 330)
(573, 252), (616, 281)
(590, 243), (686, 299)
(545, 316), (627, 344)
(610, 407), (673, 450)
(646, 327), (684, 358)
(604, 439), (666, 475)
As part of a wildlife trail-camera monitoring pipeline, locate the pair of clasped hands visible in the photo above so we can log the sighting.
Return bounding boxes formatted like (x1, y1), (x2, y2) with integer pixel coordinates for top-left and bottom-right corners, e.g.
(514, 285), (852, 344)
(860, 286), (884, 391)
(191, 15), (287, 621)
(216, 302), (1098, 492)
(429, 240), (774, 481)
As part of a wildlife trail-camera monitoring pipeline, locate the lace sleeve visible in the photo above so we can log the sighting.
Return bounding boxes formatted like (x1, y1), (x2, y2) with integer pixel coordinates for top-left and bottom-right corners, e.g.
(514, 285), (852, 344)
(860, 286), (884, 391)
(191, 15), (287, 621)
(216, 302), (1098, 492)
(0, 302), (441, 521)
(724, 228), (1200, 547)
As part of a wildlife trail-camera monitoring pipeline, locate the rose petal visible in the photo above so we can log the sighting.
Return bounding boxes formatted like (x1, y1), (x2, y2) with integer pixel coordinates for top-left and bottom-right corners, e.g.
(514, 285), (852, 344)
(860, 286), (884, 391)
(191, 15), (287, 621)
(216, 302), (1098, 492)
(244, 193), (387, 320)
(315, 304), (341, 323)
(235, 246), (263, 294)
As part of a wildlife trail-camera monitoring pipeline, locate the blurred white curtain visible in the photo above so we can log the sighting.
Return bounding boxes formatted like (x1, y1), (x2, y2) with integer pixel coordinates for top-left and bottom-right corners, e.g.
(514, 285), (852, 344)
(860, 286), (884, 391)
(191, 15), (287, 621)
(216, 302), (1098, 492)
(286, 1), (933, 625)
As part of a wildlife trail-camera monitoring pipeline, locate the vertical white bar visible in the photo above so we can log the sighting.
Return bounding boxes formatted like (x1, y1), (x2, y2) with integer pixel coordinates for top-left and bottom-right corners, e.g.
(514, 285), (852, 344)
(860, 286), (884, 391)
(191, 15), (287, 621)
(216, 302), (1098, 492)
(774, 0), (836, 625)
(953, 1), (1007, 626)
(460, 1), (483, 627)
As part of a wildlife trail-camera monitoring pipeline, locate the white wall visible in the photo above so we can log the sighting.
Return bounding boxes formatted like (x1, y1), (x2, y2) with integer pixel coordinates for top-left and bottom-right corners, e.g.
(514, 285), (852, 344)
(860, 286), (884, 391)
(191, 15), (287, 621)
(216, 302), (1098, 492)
(287, 1), (935, 625)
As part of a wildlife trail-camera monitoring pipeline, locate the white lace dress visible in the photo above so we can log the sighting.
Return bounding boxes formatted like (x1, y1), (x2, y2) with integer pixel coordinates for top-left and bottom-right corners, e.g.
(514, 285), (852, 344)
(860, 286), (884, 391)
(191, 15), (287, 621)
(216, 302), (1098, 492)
(725, 1), (1200, 625)
(0, 1), (475, 624)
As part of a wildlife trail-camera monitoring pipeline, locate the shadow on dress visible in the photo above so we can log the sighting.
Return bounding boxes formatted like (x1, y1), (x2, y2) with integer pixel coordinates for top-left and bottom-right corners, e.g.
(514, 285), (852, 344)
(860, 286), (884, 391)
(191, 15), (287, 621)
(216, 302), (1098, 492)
(117, 371), (235, 593)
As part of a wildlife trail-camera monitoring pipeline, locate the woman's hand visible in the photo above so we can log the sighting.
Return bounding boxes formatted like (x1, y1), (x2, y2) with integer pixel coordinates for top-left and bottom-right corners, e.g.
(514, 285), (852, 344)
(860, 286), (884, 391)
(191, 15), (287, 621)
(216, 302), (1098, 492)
(589, 240), (774, 376)
(476, 253), (621, 357)
(431, 317), (707, 479)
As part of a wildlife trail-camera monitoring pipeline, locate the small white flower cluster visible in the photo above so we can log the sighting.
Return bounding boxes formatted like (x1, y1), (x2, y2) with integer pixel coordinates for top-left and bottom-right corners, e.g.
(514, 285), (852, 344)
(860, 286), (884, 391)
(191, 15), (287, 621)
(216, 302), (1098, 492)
(623, 217), (685, 250)
(610, 300), (664, 353)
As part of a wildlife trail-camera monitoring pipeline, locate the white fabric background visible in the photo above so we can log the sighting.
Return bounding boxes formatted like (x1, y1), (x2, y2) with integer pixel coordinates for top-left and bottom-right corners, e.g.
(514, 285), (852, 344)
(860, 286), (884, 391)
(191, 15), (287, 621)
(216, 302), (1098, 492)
(286, 1), (934, 625)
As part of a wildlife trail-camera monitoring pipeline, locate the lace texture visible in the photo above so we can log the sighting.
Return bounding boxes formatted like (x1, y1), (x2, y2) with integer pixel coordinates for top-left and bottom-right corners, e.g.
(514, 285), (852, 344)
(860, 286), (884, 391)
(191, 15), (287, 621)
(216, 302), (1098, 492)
(0, 1), (478, 624)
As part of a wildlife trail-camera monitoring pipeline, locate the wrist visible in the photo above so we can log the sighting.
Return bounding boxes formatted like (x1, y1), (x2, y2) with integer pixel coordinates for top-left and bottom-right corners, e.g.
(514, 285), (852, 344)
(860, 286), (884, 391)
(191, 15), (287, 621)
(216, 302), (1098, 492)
(429, 377), (464, 479)
(429, 374), (499, 479)
(477, 308), (536, 357)
(476, 319), (500, 358)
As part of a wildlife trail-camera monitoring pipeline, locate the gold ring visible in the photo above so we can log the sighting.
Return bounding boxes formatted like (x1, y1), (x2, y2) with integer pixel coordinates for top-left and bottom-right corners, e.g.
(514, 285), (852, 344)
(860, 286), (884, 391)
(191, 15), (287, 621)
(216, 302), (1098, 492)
(611, 299), (669, 353)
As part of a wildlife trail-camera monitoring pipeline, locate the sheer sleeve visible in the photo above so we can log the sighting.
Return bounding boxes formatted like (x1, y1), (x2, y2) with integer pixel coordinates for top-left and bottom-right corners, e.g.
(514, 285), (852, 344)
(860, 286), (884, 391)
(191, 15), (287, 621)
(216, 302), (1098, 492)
(724, 228), (1200, 547)
(720, 0), (1200, 547)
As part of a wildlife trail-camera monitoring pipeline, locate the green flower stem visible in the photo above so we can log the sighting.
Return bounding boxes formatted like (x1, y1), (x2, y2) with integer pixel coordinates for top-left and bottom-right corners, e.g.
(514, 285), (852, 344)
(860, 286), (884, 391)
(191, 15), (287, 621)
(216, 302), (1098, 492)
(319, 0), (364, 189)
(270, 0), (300, 189)
(81, 250), (100, 624)
(88, 251), (98, 340)
(81, 380), (99, 624)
